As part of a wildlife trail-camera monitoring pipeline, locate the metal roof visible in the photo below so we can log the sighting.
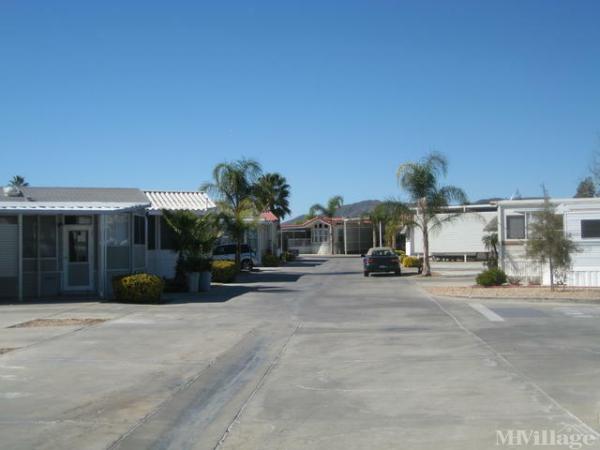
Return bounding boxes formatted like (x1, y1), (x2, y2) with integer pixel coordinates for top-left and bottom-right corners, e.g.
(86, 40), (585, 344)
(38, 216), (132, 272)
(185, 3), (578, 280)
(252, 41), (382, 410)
(144, 191), (215, 213)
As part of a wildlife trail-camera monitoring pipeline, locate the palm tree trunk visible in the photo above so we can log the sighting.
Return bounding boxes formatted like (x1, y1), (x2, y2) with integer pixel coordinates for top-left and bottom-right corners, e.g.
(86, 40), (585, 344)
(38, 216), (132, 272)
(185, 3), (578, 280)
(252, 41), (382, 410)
(372, 225), (376, 248)
(549, 259), (554, 291)
(330, 223), (334, 255)
(422, 227), (431, 276)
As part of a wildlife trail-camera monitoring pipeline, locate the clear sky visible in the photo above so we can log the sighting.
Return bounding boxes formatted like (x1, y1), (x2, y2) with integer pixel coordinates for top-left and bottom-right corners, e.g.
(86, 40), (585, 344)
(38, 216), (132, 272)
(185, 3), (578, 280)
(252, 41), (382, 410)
(1, 1), (599, 217)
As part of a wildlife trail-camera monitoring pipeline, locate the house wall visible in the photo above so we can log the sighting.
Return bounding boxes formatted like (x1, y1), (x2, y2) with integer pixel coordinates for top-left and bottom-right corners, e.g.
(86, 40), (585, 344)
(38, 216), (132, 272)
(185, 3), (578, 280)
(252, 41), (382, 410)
(410, 211), (496, 257)
(499, 200), (600, 287)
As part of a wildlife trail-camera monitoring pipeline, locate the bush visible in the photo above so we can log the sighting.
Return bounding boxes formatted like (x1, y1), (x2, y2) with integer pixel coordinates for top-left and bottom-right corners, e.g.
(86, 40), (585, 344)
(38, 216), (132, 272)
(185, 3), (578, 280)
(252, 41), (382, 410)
(394, 249), (406, 257)
(212, 260), (238, 283)
(112, 273), (164, 303)
(282, 251), (296, 262)
(476, 268), (508, 287)
(182, 255), (212, 272)
(262, 253), (280, 267)
(402, 256), (423, 268)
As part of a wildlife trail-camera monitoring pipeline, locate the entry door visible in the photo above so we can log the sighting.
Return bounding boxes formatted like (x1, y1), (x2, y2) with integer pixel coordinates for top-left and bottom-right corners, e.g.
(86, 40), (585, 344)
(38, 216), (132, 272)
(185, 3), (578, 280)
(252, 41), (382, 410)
(63, 225), (94, 291)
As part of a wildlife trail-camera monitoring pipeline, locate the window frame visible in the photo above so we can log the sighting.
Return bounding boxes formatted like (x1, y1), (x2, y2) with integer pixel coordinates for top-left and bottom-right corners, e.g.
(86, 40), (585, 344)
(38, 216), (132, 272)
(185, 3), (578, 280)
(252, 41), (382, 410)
(581, 219), (600, 239)
(505, 214), (526, 240)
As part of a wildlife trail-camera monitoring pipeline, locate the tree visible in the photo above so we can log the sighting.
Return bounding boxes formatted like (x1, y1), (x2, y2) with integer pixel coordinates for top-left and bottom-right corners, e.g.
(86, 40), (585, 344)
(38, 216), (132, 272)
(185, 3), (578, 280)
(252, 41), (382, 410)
(574, 177), (596, 198)
(371, 200), (413, 248)
(482, 232), (499, 269)
(255, 173), (291, 220)
(201, 159), (262, 267)
(526, 190), (578, 290)
(162, 210), (218, 284)
(308, 195), (344, 254)
(397, 152), (467, 276)
(9, 175), (28, 188)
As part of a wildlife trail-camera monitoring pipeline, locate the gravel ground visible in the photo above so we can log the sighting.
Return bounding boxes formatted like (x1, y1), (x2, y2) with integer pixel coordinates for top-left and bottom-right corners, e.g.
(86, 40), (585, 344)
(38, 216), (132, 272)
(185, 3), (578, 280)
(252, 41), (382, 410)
(424, 285), (600, 301)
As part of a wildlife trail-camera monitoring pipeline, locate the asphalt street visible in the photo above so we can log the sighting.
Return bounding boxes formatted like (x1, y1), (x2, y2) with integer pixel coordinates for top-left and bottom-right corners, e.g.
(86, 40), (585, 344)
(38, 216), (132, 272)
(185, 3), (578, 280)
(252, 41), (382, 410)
(1, 257), (600, 449)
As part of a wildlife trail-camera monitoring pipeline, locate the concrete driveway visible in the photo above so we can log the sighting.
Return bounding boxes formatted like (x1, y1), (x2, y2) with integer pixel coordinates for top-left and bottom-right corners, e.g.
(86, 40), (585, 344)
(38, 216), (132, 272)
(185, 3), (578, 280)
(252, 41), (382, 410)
(1, 257), (600, 449)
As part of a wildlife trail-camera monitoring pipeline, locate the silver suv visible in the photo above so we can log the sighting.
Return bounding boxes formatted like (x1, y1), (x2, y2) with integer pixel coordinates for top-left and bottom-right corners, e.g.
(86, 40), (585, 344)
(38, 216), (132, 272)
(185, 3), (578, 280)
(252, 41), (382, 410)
(212, 244), (258, 270)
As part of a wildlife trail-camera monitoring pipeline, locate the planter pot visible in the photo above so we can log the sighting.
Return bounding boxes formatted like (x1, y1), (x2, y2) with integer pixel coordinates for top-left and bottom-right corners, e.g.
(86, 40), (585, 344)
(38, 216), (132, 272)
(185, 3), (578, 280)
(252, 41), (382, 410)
(187, 272), (200, 293)
(199, 271), (212, 292)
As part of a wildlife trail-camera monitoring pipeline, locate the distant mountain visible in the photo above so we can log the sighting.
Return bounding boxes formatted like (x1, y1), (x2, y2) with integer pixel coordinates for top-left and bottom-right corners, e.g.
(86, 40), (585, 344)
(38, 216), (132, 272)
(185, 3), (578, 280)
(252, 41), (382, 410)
(284, 200), (381, 224)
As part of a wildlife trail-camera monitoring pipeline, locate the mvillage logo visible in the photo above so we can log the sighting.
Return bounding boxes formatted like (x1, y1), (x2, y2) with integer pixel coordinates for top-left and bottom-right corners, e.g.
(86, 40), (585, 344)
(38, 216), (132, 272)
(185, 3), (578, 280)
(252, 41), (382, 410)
(496, 425), (598, 449)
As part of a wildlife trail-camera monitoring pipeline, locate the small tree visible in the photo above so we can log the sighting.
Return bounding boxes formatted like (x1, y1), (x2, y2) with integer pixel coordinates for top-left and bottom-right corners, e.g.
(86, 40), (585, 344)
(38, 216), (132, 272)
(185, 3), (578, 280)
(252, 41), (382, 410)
(163, 210), (218, 282)
(9, 175), (28, 188)
(525, 192), (578, 290)
(482, 232), (499, 269)
(574, 176), (596, 198)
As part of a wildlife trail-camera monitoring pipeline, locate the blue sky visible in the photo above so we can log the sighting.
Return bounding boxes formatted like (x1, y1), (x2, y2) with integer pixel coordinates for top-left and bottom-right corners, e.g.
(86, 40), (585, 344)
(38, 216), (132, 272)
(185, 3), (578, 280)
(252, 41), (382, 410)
(1, 1), (599, 217)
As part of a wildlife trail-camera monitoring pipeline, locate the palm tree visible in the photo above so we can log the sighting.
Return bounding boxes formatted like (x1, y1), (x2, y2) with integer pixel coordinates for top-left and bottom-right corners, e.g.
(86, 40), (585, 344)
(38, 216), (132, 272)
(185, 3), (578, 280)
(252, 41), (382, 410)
(162, 210), (219, 282)
(255, 173), (291, 220)
(373, 200), (413, 248)
(397, 152), (467, 276)
(201, 159), (262, 267)
(9, 175), (28, 188)
(308, 195), (343, 254)
(255, 173), (291, 255)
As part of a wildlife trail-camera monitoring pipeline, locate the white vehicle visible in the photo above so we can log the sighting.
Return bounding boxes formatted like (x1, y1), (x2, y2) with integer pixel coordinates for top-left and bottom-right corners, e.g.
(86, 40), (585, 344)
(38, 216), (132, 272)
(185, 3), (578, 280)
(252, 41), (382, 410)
(212, 243), (258, 270)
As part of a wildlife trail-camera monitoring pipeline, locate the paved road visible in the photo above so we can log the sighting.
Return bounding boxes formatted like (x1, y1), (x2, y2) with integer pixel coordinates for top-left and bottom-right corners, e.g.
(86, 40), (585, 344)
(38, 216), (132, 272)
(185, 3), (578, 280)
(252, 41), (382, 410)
(2, 257), (600, 449)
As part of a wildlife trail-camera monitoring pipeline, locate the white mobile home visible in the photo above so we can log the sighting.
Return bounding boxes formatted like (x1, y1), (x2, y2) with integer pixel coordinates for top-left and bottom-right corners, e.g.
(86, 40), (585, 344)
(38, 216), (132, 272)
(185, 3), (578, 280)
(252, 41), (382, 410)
(498, 197), (600, 287)
(407, 204), (497, 261)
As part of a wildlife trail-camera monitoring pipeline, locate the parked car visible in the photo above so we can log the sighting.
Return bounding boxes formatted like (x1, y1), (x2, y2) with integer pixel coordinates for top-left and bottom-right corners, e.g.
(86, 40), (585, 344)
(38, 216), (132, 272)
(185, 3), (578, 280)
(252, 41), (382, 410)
(213, 244), (258, 270)
(361, 247), (401, 277)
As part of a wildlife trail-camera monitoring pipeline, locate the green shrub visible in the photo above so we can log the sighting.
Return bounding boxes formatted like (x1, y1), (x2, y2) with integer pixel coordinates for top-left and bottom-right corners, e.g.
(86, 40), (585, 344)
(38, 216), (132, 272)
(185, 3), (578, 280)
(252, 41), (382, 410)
(402, 256), (423, 268)
(182, 255), (212, 272)
(394, 249), (406, 257)
(211, 260), (238, 283)
(282, 251), (296, 262)
(112, 273), (164, 303)
(476, 268), (508, 287)
(262, 253), (280, 267)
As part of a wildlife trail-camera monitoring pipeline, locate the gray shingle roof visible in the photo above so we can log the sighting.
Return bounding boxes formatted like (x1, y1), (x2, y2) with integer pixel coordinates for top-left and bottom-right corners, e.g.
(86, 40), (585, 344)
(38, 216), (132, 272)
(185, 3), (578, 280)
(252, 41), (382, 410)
(1, 187), (149, 203)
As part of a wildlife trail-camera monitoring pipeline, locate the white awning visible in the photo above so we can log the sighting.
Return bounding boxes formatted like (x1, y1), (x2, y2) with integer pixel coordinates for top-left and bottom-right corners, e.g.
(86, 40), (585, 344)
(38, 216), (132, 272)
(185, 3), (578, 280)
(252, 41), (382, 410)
(0, 202), (150, 214)
(144, 191), (215, 214)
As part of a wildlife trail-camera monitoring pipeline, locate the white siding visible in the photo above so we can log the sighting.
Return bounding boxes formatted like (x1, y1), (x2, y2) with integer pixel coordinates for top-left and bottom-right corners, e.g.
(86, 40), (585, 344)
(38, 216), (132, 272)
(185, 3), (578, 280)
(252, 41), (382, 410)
(499, 199), (600, 287)
(412, 211), (496, 256)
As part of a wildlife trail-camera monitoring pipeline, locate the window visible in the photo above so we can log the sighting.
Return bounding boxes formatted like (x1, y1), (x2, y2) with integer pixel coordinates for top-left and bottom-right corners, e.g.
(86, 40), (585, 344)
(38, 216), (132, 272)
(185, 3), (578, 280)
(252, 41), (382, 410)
(581, 220), (600, 239)
(159, 216), (176, 250)
(506, 215), (525, 239)
(39, 216), (57, 257)
(106, 214), (129, 247)
(312, 223), (329, 243)
(65, 216), (92, 225)
(23, 216), (38, 258)
(134, 216), (146, 245)
(147, 216), (156, 250)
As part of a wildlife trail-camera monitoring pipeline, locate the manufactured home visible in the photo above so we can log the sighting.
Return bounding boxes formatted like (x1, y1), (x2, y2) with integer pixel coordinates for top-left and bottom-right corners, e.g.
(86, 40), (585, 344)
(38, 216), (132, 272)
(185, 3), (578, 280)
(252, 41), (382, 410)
(0, 187), (151, 300)
(0, 185), (282, 300)
(406, 204), (497, 261)
(498, 197), (600, 287)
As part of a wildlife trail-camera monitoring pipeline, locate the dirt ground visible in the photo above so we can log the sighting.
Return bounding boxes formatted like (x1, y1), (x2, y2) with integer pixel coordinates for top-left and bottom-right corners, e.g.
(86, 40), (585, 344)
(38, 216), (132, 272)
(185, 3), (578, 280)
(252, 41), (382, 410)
(425, 285), (600, 301)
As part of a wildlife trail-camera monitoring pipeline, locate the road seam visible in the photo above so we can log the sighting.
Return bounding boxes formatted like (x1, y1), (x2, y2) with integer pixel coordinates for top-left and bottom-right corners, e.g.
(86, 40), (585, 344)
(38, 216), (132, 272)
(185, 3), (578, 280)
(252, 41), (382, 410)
(213, 322), (302, 450)
(424, 291), (600, 438)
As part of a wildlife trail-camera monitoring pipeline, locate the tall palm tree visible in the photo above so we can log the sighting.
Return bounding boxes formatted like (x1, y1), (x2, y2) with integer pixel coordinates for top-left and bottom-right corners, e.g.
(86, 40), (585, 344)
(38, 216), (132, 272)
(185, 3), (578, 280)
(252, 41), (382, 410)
(308, 195), (343, 254)
(201, 159), (262, 267)
(397, 152), (467, 276)
(9, 175), (28, 188)
(255, 173), (291, 255)
(255, 173), (291, 220)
